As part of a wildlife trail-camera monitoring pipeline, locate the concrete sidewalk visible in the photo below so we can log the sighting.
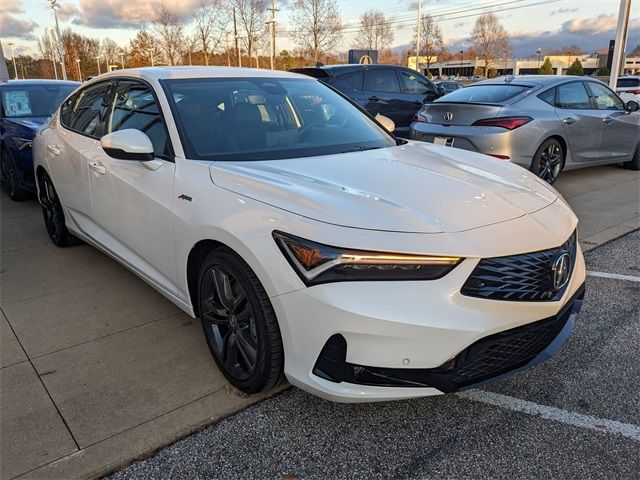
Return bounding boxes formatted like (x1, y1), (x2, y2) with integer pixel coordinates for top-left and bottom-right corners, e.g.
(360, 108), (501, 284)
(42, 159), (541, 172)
(1, 165), (638, 479)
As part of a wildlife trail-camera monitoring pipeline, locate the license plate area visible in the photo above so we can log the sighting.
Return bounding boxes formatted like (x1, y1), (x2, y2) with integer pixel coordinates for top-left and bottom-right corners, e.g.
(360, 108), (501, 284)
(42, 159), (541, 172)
(434, 136), (454, 147)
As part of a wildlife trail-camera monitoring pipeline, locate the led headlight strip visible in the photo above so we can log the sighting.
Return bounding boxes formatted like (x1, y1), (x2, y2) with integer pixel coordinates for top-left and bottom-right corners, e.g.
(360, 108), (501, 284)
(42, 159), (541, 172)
(273, 231), (462, 285)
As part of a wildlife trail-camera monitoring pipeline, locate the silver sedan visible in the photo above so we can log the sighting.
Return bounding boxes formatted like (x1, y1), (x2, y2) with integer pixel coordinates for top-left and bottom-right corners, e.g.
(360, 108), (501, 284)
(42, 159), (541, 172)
(410, 75), (640, 183)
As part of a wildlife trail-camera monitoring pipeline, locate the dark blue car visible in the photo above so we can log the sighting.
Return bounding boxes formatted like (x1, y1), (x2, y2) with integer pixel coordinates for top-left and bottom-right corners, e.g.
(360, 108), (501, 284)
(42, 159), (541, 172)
(1, 80), (79, 200)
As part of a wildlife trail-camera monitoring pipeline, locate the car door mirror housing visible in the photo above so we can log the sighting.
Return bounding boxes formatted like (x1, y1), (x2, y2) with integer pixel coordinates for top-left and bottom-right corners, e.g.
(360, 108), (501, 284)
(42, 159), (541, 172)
(100, 129), (155, 161)
(375, 114), (395, 133)
(625, 100), (639, 113)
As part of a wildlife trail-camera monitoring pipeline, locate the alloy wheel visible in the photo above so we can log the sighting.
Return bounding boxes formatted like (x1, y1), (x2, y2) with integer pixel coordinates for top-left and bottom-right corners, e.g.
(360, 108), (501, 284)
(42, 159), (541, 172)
(200, 266), (258, 381)
(39, 175), (63, 244)
(537, 143), (562, 183)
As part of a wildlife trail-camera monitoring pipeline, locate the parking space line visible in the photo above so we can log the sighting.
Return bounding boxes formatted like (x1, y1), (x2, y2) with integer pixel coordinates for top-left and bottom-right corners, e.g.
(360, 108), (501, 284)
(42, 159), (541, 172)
(457, 390), (640, 442)
(586, 271), (640, 283)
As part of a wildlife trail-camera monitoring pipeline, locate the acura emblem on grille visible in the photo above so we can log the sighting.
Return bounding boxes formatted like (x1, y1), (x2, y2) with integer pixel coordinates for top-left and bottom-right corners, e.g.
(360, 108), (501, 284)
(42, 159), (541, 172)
(444, 112), (454, 121)
(551, 252), (571, 291)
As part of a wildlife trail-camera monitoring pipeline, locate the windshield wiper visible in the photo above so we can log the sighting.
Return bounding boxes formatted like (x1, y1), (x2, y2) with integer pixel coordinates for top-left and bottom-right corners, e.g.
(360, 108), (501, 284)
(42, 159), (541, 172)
(341, 145), (383, 153)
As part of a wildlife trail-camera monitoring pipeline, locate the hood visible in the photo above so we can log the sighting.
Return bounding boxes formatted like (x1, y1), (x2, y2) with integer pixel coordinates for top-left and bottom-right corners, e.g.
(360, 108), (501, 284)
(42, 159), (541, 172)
(7, 116), (48, 132)
(209, 142), (557, 234)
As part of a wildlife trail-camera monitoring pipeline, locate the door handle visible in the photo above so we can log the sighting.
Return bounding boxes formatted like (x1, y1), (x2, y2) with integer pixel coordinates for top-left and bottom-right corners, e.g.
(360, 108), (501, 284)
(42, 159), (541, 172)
(368, 96), (380, 102)
(562, 117), (576, 125)
(89, 161), (106, 175)
(47, 144), (61, 155)
(602, 117), (614, 124)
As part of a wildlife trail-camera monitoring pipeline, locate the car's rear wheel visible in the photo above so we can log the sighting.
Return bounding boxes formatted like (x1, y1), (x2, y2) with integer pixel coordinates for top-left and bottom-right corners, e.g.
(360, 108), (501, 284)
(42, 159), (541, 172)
(622, 144), (639, 170)
(198, 248), (284, 394)
(38, 172), (83, 247)
(530, 138), (564, 184)
(1, 150), (31, 201)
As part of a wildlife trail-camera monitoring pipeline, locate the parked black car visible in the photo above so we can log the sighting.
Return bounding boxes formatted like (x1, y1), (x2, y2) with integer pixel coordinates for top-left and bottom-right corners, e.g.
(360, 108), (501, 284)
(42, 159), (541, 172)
(290, 64), (443, 137)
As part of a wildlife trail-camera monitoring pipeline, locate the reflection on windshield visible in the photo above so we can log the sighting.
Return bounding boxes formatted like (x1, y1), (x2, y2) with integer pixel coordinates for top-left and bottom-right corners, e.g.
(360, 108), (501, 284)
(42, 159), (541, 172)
(164, 77), (396, 161)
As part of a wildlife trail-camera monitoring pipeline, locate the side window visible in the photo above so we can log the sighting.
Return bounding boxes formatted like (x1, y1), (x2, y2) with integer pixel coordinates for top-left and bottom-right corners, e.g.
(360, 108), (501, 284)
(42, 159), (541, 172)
(60, 92), (79, 126)
(538, 88), (555, 106)
(332, 72), (363, 92)
(586, 82), (625, 111)
(400, 71), (434, 95)
(66, 82), (110, 137)
(364, 69), (401, 93)
(555, 82), (592, 110)
(107, 81), (170, 158)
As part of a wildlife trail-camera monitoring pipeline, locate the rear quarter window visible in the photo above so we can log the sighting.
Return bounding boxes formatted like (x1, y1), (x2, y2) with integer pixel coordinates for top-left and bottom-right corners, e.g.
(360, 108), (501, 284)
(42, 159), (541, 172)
(537, 88), (555, 106)
(437, 84), (530, 103)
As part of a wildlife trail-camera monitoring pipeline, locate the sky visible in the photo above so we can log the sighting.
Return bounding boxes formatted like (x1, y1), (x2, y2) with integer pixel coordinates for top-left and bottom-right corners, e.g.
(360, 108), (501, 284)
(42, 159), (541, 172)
(1, 0), (639, 59)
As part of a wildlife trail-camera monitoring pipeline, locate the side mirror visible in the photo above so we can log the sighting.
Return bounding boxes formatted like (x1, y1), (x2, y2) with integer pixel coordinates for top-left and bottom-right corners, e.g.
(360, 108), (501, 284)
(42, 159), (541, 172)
(625, 100), (639, 113)
(100, 129), (154, 161)
(375, 114), (395, 133)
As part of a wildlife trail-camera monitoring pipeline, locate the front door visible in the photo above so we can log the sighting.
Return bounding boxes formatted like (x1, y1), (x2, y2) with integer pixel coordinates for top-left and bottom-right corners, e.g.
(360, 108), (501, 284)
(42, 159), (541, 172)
(555, 81), (603, 163)
(398, 69), (439, 133)
(89, 79), (177, 293)
(586, 81), (639, 162)
(362, 68), (408, 133)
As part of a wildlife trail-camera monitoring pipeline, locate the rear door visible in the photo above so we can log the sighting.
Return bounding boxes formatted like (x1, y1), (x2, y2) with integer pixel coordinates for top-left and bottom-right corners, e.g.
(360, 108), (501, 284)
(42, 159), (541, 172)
(586, 81), (639, 162)
(397, 69), (439, 131)
(555, 81), (603, 163)
(362, 68), (408, 132)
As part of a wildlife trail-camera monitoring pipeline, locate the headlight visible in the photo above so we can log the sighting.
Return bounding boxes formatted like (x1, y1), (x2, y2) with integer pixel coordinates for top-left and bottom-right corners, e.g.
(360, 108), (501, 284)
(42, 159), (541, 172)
(273, 231), (462, 285)
(13, 137), (33, 150)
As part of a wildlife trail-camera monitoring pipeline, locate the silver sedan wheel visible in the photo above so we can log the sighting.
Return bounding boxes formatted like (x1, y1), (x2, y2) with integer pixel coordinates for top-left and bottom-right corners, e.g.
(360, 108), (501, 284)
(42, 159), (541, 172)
(535, 142), (563, 184)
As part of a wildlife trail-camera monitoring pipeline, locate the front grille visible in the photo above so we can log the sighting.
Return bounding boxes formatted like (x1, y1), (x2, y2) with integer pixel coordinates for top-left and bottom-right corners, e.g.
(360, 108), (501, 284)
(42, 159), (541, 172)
(461, 232), (576, 301)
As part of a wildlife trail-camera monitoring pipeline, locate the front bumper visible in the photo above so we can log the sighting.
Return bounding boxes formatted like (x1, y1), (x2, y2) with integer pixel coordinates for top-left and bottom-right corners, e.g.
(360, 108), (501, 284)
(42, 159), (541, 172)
(272, 244), (586, 402)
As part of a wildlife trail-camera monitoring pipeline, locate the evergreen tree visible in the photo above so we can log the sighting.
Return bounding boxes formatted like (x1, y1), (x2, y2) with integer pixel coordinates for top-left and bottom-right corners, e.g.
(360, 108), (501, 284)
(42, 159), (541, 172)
(538, 57), (553, 75)
(566, 59), (584, 76)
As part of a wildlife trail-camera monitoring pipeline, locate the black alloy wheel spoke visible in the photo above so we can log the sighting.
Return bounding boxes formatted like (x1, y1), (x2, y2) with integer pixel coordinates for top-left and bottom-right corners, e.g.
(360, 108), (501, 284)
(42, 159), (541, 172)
(201, 297), (229, 325)
(236, 327), (258, 367)
(212, 268), (235, 310)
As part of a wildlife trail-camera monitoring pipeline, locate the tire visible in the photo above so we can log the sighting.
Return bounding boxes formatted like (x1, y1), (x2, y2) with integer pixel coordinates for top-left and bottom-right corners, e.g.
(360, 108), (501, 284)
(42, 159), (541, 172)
(37, 171), (83, 247)
(622, 144), (640, 170)
(198, 247), (284, 394)
(1, 149), (31, 201)
(530, 138), (564, 184)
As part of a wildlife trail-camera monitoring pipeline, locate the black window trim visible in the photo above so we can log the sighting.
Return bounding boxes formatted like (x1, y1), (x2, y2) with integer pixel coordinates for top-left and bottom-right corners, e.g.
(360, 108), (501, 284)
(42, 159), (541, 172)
(60, 77), (175, 162)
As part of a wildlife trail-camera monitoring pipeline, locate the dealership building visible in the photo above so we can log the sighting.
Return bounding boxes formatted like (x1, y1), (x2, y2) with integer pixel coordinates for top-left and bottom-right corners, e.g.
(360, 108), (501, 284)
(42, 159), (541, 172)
(407, 54), (640, 78)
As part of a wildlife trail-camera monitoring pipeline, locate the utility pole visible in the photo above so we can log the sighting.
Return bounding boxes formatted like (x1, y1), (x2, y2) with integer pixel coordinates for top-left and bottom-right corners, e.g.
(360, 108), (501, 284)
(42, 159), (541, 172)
(610, 0), (631, 89)
(414, 0), (422, 73)
(0, 41), (10, 83)
(75, 58), (82, 81)
(96, 56), (101, 75)
(233, 8), (241, 67)
(49, 0), (67, 80)
(266, 0), (278, 70)
(225, 32), (231, 67)
(8, 42), (18, 79)
(119, 52), (125, 69)
(46, 26), (59, 79)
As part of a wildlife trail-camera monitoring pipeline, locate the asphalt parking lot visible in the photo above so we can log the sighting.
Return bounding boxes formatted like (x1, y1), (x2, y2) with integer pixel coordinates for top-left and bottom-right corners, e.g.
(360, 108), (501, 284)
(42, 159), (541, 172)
(1, 164), (638, 479)
(109, 230), (640, 480)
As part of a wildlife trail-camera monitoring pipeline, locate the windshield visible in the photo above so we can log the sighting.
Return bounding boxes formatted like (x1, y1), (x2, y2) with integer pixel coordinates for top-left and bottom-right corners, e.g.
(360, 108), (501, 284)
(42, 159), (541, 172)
(1, 84), (77, 118)
(163, 77), (396, 161)
(436, 84), (530, 104)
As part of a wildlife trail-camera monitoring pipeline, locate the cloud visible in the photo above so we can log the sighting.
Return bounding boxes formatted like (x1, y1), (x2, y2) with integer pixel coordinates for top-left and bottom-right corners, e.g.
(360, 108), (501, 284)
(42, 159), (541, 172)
(561, 14), (621, 35)
(0, 0), (23, 14)
(551, 7), (578, 16)
(70, 0), (200, 28)
(0, 12), (37, 39)
(55, 3), (82, 22)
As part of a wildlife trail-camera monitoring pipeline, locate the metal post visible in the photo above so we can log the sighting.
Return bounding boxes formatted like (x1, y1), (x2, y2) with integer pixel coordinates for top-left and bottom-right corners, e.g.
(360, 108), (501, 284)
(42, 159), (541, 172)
(414, 0), (422, 72)
(8, 42), (18, 79)
(96, 56), (101, 75)
(50, 0), (67, 80)
(75, 59), (82, 81)
(610, 0), (631, 89)
(459, 50), (463, 77)
(267, 0), (278, 70)
(119, 52), (124, 69)
(233, 8), (241, 67)
(537, 48), (541, 68)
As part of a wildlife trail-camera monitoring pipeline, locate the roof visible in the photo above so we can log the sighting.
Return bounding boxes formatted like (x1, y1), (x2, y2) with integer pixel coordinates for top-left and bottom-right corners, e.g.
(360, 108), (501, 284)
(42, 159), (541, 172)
(87, 66), (310, 84)
(475, 75), (600, 87)
(0, 79), (80, 87)
(291, 64), (412, 77)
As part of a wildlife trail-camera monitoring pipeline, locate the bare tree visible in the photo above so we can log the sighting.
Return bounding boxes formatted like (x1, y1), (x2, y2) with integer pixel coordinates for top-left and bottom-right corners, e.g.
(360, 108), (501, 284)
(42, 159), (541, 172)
(230, 0), (267, 64)
(470, 13), (509, 77)
(290, 0), (342, 63)
(128, 29), (157, 67)
(412, 14), (443, 72)
(152, 5), (185, 65)
(101, 37), (119, 67)
(193, 0), (227, 65)
(352, 10), (393, 51)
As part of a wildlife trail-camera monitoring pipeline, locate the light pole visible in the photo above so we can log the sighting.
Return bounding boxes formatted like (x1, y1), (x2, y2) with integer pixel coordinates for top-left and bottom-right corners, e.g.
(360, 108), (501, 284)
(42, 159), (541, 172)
(119, 52), (125, 69)
(49, 0), (67, 80)
(95, 56), (101, 75)
(459, 50), (463, 77)
(147, 48), (155, 67)
(414, 0), (422, 72)
(75, 58), (82, 81)
(536, 48), (541, 68)
(8, 42), (18, 79)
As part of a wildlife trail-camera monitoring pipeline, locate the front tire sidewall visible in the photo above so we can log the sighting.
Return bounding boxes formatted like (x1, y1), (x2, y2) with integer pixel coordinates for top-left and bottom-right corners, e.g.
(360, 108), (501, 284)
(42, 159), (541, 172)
(198, 249), (283, 394)
(531, 138), (564, 184)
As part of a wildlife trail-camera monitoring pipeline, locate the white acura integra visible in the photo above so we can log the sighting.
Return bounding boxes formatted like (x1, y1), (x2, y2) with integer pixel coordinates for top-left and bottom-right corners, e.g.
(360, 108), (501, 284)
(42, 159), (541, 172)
(33, 67), (585, 402)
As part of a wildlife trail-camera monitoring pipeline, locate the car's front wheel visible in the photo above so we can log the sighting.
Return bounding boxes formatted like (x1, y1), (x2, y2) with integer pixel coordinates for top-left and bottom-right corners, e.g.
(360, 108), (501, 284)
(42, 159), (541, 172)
(38, 171), (83, 247)
(530, 138), (564, 184)
(198, 248), (284, 394)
